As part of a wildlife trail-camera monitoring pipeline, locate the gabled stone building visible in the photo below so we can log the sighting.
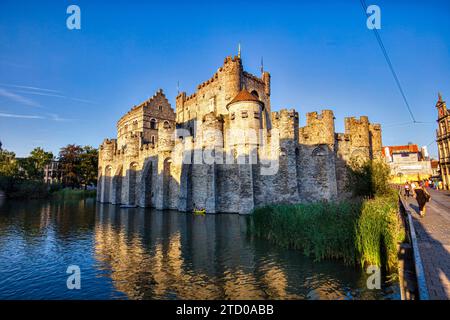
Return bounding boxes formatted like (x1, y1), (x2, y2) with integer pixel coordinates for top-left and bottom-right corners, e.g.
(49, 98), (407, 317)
(97, 54), (382, 214)
(436, 93), (450, 189)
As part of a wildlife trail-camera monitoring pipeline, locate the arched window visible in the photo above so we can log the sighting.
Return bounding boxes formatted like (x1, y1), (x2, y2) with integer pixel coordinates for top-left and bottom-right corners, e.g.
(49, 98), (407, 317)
(251, 90), (259, 98)
(150, 119), (157, 130)
(163, 121), (170, 129)
(312, 146), (327, 157)
(151, 136), (155, 144)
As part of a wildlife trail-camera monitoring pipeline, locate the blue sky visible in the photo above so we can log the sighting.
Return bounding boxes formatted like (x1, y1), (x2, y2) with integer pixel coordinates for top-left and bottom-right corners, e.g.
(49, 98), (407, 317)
(0, 0), (449, 158)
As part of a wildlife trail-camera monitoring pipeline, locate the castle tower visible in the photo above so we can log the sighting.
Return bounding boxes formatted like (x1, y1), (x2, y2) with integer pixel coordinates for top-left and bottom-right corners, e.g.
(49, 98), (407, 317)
(222, 56), (243, 108)
(225, 89), (264, 214)
(227, 89), (264, 156)
(369, 123), (383, 159)
(345, 116), (371, 162)
(157, 120), (175, 152)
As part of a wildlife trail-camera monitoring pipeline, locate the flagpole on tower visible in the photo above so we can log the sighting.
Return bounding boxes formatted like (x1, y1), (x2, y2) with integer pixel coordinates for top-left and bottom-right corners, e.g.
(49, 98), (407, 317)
(261, 56), (264, 74)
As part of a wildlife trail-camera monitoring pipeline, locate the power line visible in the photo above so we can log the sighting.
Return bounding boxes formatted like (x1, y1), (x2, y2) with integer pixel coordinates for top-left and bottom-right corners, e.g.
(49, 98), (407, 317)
(359, 0), (417, 123)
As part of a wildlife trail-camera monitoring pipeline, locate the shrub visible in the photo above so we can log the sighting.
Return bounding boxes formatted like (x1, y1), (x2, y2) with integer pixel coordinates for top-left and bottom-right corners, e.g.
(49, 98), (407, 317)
(52, 188), (96, 199)
(346, 159), (392, 198)
(0, 176), (50, 199)
(249, 194), (403, 273)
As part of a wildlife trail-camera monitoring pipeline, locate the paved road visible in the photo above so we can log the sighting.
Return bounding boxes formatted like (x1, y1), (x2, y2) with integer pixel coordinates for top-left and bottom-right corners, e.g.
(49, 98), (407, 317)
(405, 188), (450, 300)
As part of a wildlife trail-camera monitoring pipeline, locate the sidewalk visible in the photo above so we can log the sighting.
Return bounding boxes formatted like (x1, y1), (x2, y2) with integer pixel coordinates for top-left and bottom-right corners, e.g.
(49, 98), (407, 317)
(404, 188), (450, 299)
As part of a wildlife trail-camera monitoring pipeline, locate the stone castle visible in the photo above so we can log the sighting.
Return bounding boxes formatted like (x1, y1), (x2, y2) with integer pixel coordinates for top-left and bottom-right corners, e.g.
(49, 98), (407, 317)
(97, 54), (383, 214)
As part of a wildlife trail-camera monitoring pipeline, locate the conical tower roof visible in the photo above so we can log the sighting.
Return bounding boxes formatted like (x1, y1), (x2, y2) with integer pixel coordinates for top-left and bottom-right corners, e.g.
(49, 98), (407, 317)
(227, 89), (262, 109)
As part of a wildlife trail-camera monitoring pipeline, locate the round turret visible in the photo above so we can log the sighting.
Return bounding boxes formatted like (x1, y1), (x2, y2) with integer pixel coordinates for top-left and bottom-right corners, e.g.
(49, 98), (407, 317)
(158, 120), (175, 152)
(227, 89), (264, 148)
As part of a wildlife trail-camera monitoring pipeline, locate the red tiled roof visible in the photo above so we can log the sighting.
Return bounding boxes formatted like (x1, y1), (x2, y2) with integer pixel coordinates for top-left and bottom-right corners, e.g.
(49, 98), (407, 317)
(227, 89), (261, 106)
(382, 144), (419, 157)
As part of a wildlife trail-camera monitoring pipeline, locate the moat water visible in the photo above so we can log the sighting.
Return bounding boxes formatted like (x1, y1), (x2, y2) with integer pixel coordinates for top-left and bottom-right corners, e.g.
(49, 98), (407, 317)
(0, 197), (398, 299)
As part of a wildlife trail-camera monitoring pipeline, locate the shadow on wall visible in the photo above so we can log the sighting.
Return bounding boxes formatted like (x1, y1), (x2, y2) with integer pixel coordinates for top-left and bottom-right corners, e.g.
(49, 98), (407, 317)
(97, 137), (370, 214)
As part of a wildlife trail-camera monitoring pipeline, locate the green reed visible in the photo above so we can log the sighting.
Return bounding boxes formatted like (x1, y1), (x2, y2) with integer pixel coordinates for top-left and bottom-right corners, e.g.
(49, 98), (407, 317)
(249, 194), (404, 273)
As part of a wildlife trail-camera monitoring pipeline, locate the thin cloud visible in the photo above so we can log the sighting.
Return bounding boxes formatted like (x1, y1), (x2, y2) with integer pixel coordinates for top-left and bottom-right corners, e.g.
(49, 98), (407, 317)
(0, 112), (44, 119)
(47, 113), (75, 122)
(10, 89), (97, 105)
(0, 111), (73, 122)
(0, 83), (61, 93)
(0, 88), (41, 107)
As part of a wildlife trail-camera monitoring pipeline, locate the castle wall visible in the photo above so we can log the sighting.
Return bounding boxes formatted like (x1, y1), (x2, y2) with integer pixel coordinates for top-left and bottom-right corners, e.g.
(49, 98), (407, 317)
(98, 58), (383, 214)
(297, 110), (337, 201)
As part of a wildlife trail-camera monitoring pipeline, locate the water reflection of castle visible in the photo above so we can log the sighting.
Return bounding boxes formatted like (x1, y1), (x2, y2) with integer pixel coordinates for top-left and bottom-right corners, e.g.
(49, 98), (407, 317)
(94, 205), (295, 299)
(94, 205), (369, 300)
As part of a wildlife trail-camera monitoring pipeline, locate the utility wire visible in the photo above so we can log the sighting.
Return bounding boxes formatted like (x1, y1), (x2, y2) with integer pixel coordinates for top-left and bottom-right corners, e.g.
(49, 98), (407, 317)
(359, 0), (417, 123)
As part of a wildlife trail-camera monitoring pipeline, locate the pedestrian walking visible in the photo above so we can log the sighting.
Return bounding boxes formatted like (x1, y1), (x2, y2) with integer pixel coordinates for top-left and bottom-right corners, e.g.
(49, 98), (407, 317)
(413, 182), (431, 218)
(404, 182), (410, 197)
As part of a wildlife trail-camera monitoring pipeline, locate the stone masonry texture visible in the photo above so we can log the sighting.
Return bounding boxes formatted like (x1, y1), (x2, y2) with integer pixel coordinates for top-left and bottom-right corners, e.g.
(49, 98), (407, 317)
(97, 55), (383, 214)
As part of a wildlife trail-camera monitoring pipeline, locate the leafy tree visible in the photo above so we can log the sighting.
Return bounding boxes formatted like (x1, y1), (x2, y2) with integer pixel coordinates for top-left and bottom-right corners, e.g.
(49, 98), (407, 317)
(0, 149), (19, 177)
(15, 147), (54, 180)
(59, 144), (98, 189)
(79, 146), (98, 189)
(346, 159), (392, 199)
(59, 144), (83, 188)
(29, 147), (54, 179)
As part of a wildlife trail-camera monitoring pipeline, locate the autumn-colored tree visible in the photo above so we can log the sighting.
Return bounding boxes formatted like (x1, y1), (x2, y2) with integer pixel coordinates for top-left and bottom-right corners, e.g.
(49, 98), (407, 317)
(59, 144), (98, 189)
(59, 144), (83, 188)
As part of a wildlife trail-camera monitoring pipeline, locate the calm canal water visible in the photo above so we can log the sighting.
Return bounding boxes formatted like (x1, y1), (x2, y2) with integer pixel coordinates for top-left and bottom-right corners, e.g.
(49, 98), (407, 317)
(0, 197), (398, 300)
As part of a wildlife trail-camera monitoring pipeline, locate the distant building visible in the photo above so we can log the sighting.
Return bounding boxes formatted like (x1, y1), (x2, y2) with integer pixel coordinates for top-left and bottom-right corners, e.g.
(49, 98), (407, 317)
(44, 161), (63, 184)
(383, 144), (432, 183)
(431, 159), (440, 177)
(436, 93), (450, 190)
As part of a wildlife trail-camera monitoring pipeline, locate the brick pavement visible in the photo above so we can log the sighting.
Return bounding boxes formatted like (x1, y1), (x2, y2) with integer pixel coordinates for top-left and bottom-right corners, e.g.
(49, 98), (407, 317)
(405, 188), (450, 300)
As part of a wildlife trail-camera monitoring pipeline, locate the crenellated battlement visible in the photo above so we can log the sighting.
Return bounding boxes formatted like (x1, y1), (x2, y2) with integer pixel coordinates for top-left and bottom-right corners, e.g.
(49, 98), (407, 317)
(306, 110), (334, 125)
(344, 116), (370, 148)
(271, 109), (299, 141)
(243, 71), (264, 84)
(300, 110), (335, 145)
(98, 54), (384, 213)
(335, 133), (351, 141)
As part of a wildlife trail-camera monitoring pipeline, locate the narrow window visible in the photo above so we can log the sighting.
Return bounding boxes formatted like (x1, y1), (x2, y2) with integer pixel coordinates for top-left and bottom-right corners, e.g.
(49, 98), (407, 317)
(150, 119), (157, 130)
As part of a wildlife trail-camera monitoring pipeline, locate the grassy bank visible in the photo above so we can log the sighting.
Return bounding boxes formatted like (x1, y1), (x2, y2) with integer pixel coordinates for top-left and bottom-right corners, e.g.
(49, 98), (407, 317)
(0, 176), (96, 199)
(52, 188), (96, 199)
(249, 193), (404, 273)
(0, 176), (50, 199)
